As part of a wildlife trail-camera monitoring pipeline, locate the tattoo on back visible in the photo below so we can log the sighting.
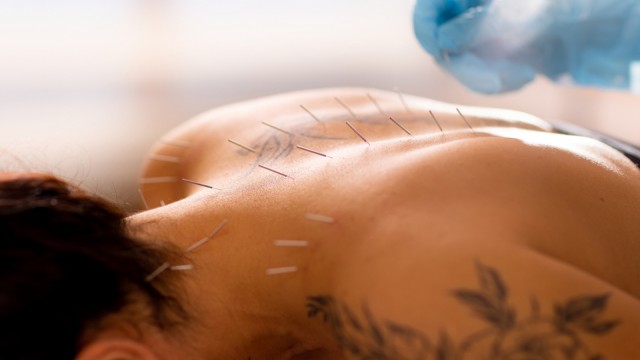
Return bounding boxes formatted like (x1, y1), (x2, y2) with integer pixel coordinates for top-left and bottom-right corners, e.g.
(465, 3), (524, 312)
(306, 262), (619, 360)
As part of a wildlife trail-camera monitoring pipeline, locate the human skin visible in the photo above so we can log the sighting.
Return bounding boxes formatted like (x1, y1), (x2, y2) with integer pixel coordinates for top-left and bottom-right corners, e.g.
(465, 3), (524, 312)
(121, 88), (640, 359)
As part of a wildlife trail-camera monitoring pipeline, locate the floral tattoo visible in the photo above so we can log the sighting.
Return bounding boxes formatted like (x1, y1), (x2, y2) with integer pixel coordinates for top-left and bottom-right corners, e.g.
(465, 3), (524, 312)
(307, 263), (619, 360)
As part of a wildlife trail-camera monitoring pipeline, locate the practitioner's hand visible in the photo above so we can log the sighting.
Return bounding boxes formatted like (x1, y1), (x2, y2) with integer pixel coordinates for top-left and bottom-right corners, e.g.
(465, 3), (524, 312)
(413, 0), (640, 94)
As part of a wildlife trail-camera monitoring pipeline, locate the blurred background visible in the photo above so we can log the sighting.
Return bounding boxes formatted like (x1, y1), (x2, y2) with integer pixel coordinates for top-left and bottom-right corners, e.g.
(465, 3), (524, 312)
(1, 0), (639, 209)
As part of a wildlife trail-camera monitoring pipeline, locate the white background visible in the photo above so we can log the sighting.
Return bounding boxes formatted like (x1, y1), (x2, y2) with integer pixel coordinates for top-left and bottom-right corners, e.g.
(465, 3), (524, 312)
(1, 0), (638, 208)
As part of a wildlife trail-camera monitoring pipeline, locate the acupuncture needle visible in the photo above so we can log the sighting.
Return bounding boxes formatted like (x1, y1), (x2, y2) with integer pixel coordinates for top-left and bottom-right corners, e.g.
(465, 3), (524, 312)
(145, 262), (170, 282)
(389, 116), (412, 137)
(395, 88), (414, 117)
(274, 240), (308, 247)
(456, 108), (475, 133)
(366, 93), (385, 115)
(138, 189), (149, 210)
(149, 155), (181, 164)
(429, 110), (444, 134)
(262, 122), (293, 135)
(140, 177), (178, 185)
(185, 219), (229, 253)
(258, 164), (292, 178)
(296, 145), (332, 158)
(266, 266), (298, 276)
(228, 139), (257, 153)
(181, 178), (222, 190)
(300, 105), (321, 122)
(334, 97), (357, 119)
(305, 213), (335, 223)
(345, 121), (370, 145)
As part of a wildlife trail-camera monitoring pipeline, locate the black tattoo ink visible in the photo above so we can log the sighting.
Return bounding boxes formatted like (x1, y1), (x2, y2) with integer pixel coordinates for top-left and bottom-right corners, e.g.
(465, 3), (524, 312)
(235, 129), (343, 177)
(307, 262), (619, 360)
(233, 106), (414, 168)
(307, 295), (431, 359)
(452, 262), (516, 331)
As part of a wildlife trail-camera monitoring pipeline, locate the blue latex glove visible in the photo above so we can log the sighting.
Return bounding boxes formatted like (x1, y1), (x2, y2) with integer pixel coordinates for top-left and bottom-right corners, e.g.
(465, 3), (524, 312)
(414, 0), (640, 94)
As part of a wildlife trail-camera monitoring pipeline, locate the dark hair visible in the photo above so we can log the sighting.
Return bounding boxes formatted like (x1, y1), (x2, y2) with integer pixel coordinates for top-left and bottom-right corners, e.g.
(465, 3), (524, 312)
(0, 174), (186, 360)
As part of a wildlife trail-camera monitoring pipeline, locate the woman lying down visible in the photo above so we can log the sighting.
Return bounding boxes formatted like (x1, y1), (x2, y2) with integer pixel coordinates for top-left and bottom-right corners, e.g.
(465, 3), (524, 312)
(2, 88), (640, 360)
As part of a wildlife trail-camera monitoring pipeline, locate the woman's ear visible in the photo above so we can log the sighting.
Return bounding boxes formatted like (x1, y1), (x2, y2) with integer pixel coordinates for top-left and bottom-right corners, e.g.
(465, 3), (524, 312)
(75, 339), (159, 360)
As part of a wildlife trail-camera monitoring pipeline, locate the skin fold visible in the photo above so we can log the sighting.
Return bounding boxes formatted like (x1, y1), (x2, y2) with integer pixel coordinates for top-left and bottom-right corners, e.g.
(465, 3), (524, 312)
(122, 88), (640, 359)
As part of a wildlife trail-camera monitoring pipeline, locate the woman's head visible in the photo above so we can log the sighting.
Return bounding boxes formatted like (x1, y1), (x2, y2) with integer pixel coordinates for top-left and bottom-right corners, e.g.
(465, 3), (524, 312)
(0, 173), (186, 360)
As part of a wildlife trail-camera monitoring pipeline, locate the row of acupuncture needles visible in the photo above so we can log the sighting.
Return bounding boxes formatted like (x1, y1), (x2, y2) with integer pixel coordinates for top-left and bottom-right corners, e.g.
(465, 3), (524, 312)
(143, 91), (477, 281)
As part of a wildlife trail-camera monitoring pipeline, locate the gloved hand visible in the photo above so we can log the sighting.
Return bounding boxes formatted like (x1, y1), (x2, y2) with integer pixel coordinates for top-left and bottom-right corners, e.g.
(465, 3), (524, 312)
(414, 0), (640, 94)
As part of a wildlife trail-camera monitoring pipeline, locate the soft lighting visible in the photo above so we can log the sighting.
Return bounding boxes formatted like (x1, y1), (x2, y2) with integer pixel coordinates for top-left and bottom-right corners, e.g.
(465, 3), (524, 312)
(482, 0), (549, 52)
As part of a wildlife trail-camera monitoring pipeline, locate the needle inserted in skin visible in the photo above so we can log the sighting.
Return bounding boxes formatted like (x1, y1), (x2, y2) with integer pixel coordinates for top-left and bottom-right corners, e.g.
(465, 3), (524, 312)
(140, 177), (178, 185)
(145, 262), (170, 282)
(334, 97), (357, 119)
(185, 219), (228, 253)
(456, 108), (475, 133)
(266, 266), (298, 276)
(305, 213), (335, 223)
(428, 110), (444, 134)
(274, 240), (309, 247)
(262, 122), (292, 135)
(345, 121), (370, 145)
(395, 88), (414, 117)
(295, 145), (332, 158)
(300, 105), (321, 122)
(258, 164), (291, 178)
(161, 139), (191, 148)
(149, 155), (181, 164)
(160, 200), (166, 206)
(389, 116), (412, 137)
(171, 264), (194, 271)
(228, 139), (256, 153)
(181, 178), (222, 190)
(366, 93), (385, 115)
(138, 189), (149, 210)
